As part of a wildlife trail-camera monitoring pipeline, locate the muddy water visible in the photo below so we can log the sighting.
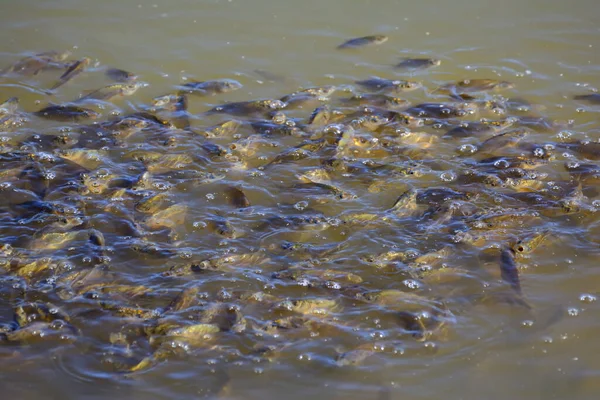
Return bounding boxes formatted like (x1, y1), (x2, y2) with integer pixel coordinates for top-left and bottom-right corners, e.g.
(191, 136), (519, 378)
(1, 0), (600, 399)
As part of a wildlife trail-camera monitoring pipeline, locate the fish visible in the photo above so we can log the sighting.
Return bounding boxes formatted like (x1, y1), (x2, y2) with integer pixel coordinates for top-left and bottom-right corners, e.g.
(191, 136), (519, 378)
(179, 79), (242, 96)
(33, 104), (100, 122)
(500, 247), (522, 295)
(49, 57), (92, 91)
(105, 67), (137, 82)
(1, 50), (71, 76)
(337, 35), (388, 49)
(224, 186), (250, 208)
(76, 82), (145, 102)
(395, 58), (441, 70)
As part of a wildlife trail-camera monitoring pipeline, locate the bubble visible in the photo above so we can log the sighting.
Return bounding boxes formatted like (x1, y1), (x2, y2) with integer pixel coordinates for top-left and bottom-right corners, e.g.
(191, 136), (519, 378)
(296, 278), (311, 287)
(558, 130), (573, 140)
(567, 307), (580, 316)
(493, 159), (509, 169)
(565, 160), (580, 169)
(217, 289), (232, 300)
(179, 251), (192, 259)
(440, 171), (456, 182)
(533, 148), (546, 158)
(402, 279), (421, 289)
(370, 331), (386, 339)
(325, 281), (341, 290)
(458, 144), (477, 154)
(522, 320), (534, 327)
(294, 201), (308, 211)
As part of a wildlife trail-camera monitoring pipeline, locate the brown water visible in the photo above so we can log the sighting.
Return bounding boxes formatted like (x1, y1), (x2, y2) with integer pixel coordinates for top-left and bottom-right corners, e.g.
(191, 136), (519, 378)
(1, 1), (600, 399)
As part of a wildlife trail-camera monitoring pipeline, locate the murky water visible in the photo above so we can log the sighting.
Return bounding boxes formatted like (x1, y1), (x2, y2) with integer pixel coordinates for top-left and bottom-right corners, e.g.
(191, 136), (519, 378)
(1, 1), (600, 399)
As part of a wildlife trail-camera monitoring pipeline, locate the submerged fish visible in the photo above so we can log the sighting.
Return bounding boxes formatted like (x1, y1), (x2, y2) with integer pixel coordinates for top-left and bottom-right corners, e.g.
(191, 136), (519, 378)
(105, 67), (137, 82)
(1, 50), (71, 76)
(49, 57), (92, 91)
(180, 79), (242, 96)
(395, 58), (441, 70)
(573, 93), (600, 105)
(33, 104), (100, 122)
(337, 35), (388, 49)
(76, 82), (145, 102)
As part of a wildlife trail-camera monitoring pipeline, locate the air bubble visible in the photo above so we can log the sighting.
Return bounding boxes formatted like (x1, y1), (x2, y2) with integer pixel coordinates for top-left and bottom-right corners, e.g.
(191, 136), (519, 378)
(297, 278), (310, 287)
(402, 279), (421, 289)
(533, 148), (545, 157)
(294, 201), (308, 211)
(193, 221), (207, 229)
(440, 171), (456, 182)
(558, 130), (573, 140)
(325, 281), (341, 290)
(567, 307), (580, 316)
(458, 144), (477, 154)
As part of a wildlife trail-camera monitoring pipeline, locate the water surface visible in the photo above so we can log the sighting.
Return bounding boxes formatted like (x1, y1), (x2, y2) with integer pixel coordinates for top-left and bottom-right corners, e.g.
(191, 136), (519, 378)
(0, 1), (599, 399)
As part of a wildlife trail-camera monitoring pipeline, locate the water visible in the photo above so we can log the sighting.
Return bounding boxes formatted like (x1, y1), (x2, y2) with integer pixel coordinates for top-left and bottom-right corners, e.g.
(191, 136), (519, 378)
(1, 1), (600, 399)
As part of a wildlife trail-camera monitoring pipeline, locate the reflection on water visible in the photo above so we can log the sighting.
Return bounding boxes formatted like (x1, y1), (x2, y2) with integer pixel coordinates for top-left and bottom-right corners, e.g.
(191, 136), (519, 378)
(0, 1), (599, 399)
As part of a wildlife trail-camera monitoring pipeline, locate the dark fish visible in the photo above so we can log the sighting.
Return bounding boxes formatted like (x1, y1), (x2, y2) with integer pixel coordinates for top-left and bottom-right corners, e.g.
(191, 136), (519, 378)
(208, 99), (286, 117)
(254, 69), (286, 82)
(125, 111), (172, 126)
(308, 105), (333, 126)
(500, 248), (522, 295)
(33, 104), (100, 122)
(152, 93), (188, 112)
(574, 93), (600, 105)
(88, 229), (106, 247)
(339, 94), (409, 109)
(105, 68), (137, 82)
(49, 57), (92, 91)
(224, 187), (250, 208)
(337, 35), (388, 49)
(0, 97), (19, 117)
(477, 128), (529, 155)
(396, 311), (428, 341)
(437, 79), (514, 96)
(389, 188), (418, 217)
(444, 118), (517, 139)
(200, 120), (242, 138)
(208, 217), (237, 238)
(405, 102), (473, 119)
(180, 79), (242, 96)
(77, 82), (144, 102)
(263, 139), (326, 168)
(557, 141), (600, 161)
(1, 50), (71, 76)
(395, 58), (441, 70)
(356, 77), (422, 93)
